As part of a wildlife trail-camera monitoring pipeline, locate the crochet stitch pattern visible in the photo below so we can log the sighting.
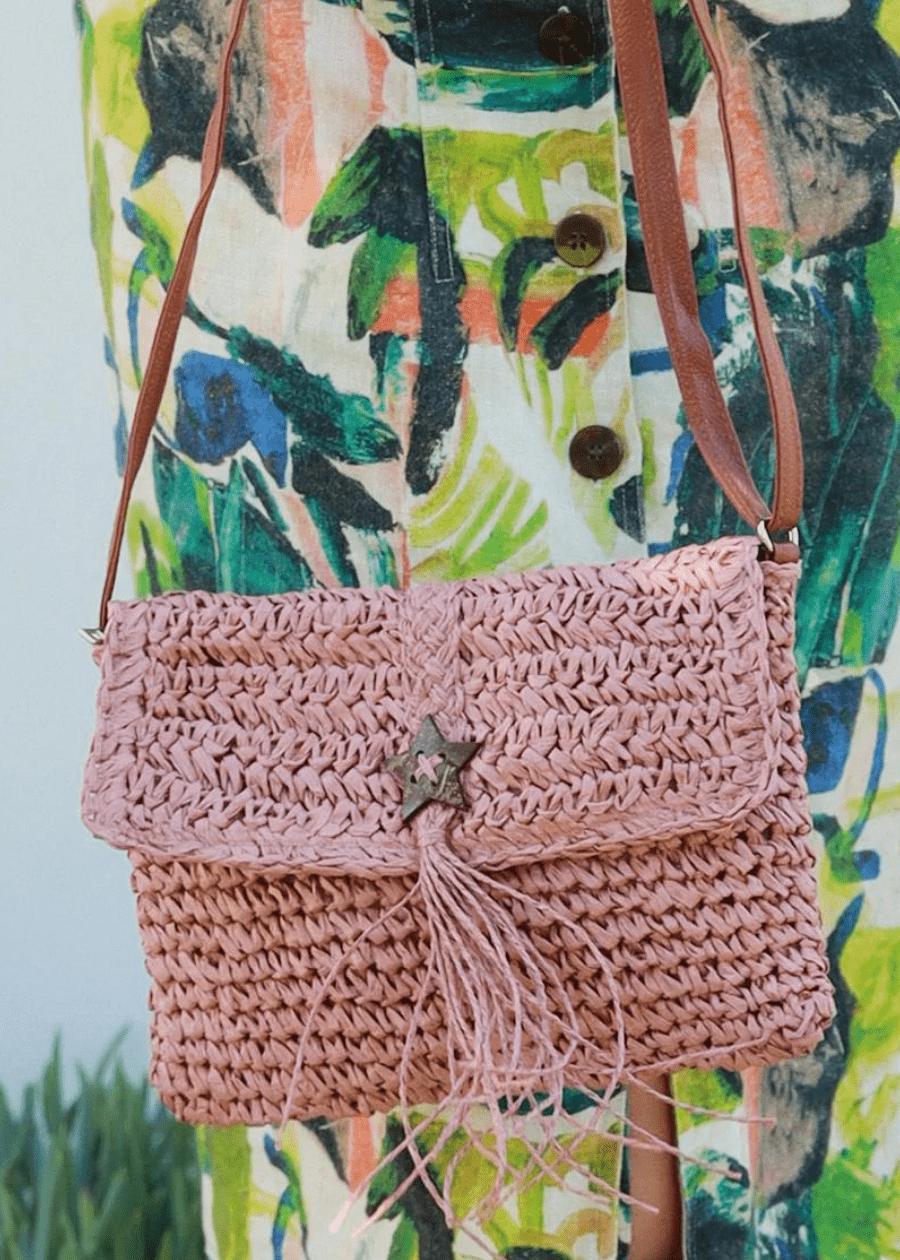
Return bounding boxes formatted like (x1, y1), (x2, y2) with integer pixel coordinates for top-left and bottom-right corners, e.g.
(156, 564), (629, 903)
(83, 536), (834, 1124)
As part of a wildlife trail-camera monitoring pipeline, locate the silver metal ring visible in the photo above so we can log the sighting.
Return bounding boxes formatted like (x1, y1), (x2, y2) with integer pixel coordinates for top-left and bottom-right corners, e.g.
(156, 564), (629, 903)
(757, 522), (799, 552)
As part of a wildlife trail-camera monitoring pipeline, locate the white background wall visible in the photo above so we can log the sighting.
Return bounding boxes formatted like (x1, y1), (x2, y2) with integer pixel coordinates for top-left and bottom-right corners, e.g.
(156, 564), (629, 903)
(0, 4), (150, 1100)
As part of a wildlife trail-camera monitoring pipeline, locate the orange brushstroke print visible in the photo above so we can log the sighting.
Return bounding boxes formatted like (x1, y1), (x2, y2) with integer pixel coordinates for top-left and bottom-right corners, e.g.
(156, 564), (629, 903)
(372, 278), (612, 357)
(263, 0), (322, 227)
(680, 71), (780, 231)
(364, 29), (388, 126)
(347, 1116), (379, 1190)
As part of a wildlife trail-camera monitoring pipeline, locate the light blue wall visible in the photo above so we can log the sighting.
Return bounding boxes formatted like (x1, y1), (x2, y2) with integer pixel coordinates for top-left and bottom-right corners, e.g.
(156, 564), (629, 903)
(0, 3), (150, 1101)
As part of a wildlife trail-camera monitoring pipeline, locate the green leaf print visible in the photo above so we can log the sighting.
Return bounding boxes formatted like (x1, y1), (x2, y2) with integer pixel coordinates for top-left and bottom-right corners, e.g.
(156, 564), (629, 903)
(422, 127), (618, 240)
(652, 0), (708, 116)
(867, 229), (900, 419)
(290, 444), (395, 586)
(239, 457), (287, 530)
(90, 0), (153, 153)
(348, 231), (415, 340)
(529, 271), (622, 369)
(532, 125), (618, 203)
(420, 129), (534, 242)
(262, 1133), (309, 1256)
(126, 503), (183, 596)
(386, 1213), (419, 1260)
(210, 461), (315, 595)
(88, 140), (116, 342)
(368, 533), (401, 587)
(152, 439), (216, 590)
(74, 1), (94, 166)
(748, 226), (792, 273)
(152, 441), (316, 595)
(289, 445), (396, 533)
(311, 124), (619, 261)
(226, 326), (401, 466)
(674, 249), (900, 681)
(405, 1113), (622, 1258)
(671, 1069), (742, 1133)
(812, 1138), (900, 1260)
(205, 1126), (252, 1260)
(308, 128), (412, 247)
(810, 917), (900, 1260)
(492, 238), (559, 351)
(147, 319), (400, 593)
(123, 200), (177, 381)
(410, 401), (549, 581)
(794, 403), (900, 679)
(367, 1119), (454, 1259)
(124, 202), (175, 288)
(842, 926), (900, 1069)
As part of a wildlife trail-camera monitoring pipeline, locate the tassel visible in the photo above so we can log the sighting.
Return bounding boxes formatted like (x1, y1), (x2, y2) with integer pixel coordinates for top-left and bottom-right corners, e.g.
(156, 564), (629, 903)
(278, 807), (772, 1247)
(410, 807), (622, 1108)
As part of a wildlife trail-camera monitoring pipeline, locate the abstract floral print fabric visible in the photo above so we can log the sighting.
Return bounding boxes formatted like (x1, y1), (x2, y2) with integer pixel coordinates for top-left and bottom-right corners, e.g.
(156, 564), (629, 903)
(75, 0), (900, 1255)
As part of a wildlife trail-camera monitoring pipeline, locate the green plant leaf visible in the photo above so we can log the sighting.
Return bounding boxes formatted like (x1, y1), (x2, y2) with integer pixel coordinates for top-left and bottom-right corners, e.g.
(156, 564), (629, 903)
(0, 1036), (204, 1260)
(32, 1138), (65, 1260)
(92, 1168), (129, 1251)
(77, 1182), (99, 1242)
(91, 1028), (130, 1084)
(0, 1086), (12, 1160)
(0, 1084), (28, 1179)
(157, 1227), (176, 1260)
(70, 1090), (95, 1194)
(0, 1180), (27, 1260)
(41, 1038), (64, 1136)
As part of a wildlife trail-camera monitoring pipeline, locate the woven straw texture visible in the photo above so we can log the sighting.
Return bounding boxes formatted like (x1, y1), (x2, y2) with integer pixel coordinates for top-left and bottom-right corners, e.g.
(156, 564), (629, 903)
(83, 537), (834, 1124)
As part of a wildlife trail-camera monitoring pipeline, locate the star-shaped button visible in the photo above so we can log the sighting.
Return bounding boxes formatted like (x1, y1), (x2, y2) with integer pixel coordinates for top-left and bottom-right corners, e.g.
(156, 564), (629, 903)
(383, 715), (481, 822)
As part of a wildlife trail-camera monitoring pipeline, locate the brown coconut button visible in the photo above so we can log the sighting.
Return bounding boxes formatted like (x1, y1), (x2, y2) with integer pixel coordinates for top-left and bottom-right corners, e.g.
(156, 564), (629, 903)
(554, 212), (607, 268)
(569, 425), (624, 480)
(538, 7), (594, 65)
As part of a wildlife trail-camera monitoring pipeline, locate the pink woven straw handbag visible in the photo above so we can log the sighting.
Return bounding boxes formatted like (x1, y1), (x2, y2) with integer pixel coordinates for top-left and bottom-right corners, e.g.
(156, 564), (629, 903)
(82, 0), (834, 1145)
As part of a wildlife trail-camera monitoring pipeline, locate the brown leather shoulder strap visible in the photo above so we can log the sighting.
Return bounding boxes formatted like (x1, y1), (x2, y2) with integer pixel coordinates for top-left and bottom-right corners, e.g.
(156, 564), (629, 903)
(93, 0), (249, 631)
(607, 0), (803, 535)
(92, 0), (802, 632)
(685, 0), (803, 532)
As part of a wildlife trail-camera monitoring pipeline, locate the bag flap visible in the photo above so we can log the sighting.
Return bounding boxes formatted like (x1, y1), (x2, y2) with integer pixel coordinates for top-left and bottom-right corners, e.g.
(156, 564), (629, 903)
(82, 536), (803, 874)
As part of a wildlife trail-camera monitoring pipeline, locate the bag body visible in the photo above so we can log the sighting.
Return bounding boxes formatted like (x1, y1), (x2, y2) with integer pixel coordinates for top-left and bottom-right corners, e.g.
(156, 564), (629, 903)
(84, 537), (833, 1123)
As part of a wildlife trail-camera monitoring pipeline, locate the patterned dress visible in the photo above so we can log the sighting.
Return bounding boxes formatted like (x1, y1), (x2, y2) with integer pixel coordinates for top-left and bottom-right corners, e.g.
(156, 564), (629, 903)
(75, 0), (900, 1254)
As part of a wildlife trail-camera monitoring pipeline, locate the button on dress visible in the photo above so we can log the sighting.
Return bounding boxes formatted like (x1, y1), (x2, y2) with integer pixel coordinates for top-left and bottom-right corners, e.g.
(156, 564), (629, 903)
(74, 0), (900, 1254)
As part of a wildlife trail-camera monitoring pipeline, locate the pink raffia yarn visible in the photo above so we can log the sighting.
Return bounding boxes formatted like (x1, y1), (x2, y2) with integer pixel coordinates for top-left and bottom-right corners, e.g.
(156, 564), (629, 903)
(82, 536), (834, 1126)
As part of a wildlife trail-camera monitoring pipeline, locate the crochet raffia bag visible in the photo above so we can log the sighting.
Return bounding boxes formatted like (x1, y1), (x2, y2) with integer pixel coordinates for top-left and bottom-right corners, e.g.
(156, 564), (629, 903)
(82, 0), (834, 1141)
